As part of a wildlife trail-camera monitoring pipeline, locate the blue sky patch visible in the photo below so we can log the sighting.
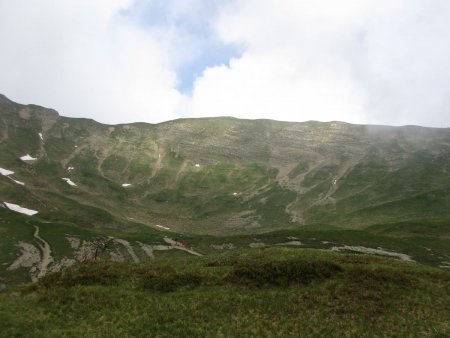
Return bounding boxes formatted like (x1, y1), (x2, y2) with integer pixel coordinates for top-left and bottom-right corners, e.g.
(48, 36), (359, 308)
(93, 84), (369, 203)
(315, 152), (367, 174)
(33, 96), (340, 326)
(121, 0), (240, 94)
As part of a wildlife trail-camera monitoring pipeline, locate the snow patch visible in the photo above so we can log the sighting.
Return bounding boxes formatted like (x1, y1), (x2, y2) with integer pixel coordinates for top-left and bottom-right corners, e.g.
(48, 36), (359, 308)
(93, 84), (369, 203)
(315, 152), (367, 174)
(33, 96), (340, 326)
(11, 179), (25, 186)
(195, 163), (200, 167)
(3, 202), (38, 216)
(67, 167), (74, 171)
(38, 133), (43, 141)
(155, 224), (170, 230)
(0, 168), (14, 176)
(233, 192), (238, 196)
(62, 178), (77, 186)
(122, 183), (132, 187)
(20, 154), (37, 161)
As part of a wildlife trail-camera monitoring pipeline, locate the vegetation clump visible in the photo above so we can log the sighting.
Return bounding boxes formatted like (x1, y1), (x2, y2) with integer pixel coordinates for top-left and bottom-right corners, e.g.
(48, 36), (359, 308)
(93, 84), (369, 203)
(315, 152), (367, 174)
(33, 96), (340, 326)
(38, 261), (122, 288)
(1, 248), (449, 337)
(138, 265), (203, 292)
(229, 258), (343, 287)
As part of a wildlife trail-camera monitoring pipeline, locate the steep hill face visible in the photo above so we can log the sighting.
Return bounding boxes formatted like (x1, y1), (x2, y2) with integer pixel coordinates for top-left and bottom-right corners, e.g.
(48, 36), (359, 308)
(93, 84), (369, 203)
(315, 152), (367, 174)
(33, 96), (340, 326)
(1, 94), (449, 234)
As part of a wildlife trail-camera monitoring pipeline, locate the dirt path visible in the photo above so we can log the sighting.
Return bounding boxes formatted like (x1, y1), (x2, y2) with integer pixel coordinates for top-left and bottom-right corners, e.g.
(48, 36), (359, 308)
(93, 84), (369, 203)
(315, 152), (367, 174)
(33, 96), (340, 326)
(33, 225), (54, 279)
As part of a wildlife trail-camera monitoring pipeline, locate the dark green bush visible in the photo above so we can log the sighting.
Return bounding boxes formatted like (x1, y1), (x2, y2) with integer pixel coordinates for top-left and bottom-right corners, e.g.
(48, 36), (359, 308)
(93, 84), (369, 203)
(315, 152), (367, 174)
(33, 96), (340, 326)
(38, 262), (121, 288)
(343, 267), (417, 289)
(139, 266), (203, 292)
(229, 259), (343, 287)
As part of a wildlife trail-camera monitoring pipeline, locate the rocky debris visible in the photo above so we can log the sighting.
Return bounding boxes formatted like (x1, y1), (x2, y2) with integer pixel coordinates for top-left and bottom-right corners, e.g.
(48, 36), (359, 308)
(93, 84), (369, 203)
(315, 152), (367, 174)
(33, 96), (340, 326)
(49, 258), (76, 273)
(249, 242), (265, 248)
(330, 245), (414, 262)
(7, 242), (41, 271)
(225, 210), (261, 229)
(138, 242), (155, 259)
(74, 241), (99, 261)
(109, 250), (126, 262)
(151, 245), (173, 251)
(276, 241), (303, 246)
(163, 237), (178, 246)
(113, 238), (140, 263)
(210, 243), (235, 250)
(137, 239), (203, 258)
(66, 236), (81, 250)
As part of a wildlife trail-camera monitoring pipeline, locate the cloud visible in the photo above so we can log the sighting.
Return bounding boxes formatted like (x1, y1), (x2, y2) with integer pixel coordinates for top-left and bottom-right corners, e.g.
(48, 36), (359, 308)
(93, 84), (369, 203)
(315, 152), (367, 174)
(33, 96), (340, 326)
(125, 0), (239, 93)
(0, 0), (186, 124)
(189, 0), (450, 127)
(0, 0), (449, 127)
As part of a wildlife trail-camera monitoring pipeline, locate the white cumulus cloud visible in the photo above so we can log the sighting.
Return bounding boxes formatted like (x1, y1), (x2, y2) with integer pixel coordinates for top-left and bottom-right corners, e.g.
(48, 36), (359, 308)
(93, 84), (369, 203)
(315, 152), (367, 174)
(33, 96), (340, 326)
(189, 0), (450, 127)
(0, 0), (187, 124)
(0, 0), (449, 127)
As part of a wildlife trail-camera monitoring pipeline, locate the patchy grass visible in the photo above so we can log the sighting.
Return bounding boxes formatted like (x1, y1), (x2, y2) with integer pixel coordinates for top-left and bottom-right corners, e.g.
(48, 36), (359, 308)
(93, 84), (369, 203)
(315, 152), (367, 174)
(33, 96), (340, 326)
(1, 248), (449, 337)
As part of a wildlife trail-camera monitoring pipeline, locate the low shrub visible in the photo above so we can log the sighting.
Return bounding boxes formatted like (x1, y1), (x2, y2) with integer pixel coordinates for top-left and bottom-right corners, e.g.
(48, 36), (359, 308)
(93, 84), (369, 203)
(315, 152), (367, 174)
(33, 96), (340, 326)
(38, 261), (122, 288)
(229, 258), (343, 287)
(139, 266), (203, 292)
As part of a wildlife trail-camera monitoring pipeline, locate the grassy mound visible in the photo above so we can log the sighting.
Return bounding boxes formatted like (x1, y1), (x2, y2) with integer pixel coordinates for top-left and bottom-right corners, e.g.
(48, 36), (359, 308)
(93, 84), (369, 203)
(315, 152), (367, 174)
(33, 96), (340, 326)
(1, 248), (449, 337)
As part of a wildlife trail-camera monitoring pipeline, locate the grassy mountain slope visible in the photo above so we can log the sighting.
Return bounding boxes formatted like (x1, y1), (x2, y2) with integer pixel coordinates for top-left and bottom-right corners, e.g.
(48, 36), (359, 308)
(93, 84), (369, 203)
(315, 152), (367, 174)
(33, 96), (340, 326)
(1, 94), (449, 233)
(1, 94), (449, 286)
(1, 248), (449, 337)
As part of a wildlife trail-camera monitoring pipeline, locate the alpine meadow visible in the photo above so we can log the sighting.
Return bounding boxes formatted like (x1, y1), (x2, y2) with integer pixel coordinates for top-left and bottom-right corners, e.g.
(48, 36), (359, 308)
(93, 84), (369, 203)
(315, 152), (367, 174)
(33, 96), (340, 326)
(0, 94), (449, 337)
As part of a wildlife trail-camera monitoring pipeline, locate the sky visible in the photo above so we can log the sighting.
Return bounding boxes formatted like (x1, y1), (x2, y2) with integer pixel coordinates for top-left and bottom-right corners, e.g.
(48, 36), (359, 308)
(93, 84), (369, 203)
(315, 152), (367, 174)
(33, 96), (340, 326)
(0, 0), (449, 127)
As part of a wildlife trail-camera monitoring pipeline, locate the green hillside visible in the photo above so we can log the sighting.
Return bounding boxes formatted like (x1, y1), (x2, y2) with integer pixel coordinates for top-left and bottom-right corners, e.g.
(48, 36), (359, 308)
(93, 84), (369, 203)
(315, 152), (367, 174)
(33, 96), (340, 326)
(1, 94), (449, 287)
(1, 248), (449, 337)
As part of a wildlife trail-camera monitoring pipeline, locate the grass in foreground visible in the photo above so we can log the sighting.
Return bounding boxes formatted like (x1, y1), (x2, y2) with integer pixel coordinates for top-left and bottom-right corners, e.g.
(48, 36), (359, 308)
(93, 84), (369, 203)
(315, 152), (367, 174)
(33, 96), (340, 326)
(0, 248), (449, 337)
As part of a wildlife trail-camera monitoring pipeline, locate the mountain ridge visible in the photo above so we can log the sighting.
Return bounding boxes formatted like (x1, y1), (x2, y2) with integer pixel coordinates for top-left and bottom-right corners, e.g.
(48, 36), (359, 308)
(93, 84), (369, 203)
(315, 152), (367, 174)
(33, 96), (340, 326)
(1, 93), (449, 234)
(2, 93), (449, 128)
(1, 93), (449, 285)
